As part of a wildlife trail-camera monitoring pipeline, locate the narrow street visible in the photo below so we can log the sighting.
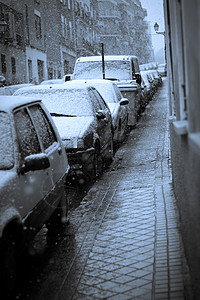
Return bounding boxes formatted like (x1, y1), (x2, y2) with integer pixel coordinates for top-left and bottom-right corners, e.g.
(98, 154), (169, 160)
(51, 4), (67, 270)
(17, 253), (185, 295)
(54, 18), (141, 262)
(15, 79), (193, 300)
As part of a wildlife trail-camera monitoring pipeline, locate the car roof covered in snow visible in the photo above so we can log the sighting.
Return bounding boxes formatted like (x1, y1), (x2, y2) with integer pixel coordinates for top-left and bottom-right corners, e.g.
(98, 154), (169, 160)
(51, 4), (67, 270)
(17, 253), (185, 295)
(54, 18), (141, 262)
(0, 96), (41, 113)
(65, 79), (115, 86)
(76, 55), (138, 63)
(14, 82), (91, 95)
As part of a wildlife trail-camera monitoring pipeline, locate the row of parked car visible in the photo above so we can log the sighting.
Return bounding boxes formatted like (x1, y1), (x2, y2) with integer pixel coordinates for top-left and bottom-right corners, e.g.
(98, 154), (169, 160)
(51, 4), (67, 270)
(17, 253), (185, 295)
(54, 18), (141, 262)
(0, 58), (163, 297)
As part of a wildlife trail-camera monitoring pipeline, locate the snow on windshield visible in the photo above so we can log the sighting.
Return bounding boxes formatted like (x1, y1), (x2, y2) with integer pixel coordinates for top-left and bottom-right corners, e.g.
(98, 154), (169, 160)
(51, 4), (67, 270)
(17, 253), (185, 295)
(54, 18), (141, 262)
(0, 112), (14, 170)
(15, 88), (94, 116)
(74, 61), (131, 81)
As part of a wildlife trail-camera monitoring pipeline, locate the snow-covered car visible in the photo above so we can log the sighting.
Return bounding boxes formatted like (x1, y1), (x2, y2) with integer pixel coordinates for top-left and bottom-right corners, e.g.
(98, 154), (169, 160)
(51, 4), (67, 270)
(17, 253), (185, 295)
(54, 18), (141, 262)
(14, 83), (113, 182)
(0, 83), (35, 95)
(140, 70), (154, 102)
(157, 63), (167, 77)
(151, 70), (163, 87)
(40, 79), (64, 85)
(68, 80), (129, 145)
(0, 96), (70, 297)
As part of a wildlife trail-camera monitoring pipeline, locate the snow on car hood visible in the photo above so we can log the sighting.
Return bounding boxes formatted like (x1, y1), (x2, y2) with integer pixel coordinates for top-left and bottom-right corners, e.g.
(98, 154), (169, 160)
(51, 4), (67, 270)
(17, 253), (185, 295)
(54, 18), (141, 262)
(52, 116), (94, 148)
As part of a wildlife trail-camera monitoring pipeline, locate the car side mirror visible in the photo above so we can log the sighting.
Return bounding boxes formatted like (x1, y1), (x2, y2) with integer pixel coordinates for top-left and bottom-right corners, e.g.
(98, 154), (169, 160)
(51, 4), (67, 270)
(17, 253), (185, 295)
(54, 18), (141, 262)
(65, 75), (71, 82)
(20, 153), (50, 174)
(120, 98), (129, 106)
(135, 74), (142, 85)
(96, 110), (106, 120)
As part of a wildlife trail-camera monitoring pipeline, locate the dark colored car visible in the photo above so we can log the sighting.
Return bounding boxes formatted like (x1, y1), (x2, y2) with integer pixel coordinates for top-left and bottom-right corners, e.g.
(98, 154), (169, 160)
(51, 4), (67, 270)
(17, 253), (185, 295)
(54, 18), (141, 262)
(14, 82), (114, 183)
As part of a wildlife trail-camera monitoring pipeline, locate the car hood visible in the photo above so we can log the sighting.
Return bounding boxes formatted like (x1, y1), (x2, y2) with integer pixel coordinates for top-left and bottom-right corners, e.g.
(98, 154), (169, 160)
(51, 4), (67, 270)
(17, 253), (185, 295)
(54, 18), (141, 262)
(52, 116), (94, 140)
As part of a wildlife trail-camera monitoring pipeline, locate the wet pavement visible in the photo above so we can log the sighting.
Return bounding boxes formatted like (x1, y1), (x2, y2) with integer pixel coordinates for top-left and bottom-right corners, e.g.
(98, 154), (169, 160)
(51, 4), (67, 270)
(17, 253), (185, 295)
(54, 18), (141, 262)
(16, 79), (194, 300)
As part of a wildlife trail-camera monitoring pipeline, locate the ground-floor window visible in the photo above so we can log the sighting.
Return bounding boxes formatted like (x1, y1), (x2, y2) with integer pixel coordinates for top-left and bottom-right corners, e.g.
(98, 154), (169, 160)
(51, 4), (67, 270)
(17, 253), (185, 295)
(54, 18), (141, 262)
(37, 59), (44, 83)
(1, 54), (6, 74)
(11, 57), (16, 74)
(28, 59), (33, 82)
(64, 60), (69, 74)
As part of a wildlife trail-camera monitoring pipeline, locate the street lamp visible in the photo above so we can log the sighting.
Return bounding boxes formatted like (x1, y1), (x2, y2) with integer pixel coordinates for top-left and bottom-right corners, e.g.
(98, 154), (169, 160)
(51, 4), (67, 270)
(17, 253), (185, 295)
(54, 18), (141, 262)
(154, 22), (165, 36)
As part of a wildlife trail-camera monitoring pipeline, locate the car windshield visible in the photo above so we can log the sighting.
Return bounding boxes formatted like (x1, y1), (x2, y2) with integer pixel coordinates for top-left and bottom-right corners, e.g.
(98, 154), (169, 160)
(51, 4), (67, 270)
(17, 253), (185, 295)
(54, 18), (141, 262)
(74, 61), (131, 81)
(15, 88), (94, 116)
(0, 112), (14, 170)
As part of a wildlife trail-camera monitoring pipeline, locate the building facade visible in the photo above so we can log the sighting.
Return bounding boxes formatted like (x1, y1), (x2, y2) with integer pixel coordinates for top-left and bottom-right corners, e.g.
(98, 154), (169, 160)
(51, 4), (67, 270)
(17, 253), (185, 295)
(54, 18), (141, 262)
(0, 0), (153, 84)
(164, 0), (200, 298)
(97, 0), (153, 63)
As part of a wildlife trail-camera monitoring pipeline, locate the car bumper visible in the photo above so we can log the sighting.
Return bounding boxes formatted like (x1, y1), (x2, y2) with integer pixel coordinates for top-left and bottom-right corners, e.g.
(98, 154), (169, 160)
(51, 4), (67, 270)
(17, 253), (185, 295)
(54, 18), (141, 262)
(66, 147), (95, 181)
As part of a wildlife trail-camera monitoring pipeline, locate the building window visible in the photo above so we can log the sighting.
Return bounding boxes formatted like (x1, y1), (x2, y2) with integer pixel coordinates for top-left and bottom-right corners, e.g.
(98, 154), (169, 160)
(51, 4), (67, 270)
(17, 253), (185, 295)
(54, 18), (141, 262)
(1, 55), (6, 74)
(64, 60), (69, 74)
(69, 21), (72, 39)
(11, 57), (16, 74)
(61, 14), (68, 37)
(61, 15), (65, 36)
(35, 14), (42, 39)
(68, 0), (71, 9)
(28, 59), (33, 82)
(37, 59), (44, 83)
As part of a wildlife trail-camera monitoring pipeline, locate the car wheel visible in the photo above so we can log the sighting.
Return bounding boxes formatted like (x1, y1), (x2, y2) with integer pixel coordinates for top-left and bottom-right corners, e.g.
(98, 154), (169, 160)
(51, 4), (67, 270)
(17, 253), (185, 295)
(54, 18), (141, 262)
(0, 232), (17, 298)
(46, 189), (69, 232)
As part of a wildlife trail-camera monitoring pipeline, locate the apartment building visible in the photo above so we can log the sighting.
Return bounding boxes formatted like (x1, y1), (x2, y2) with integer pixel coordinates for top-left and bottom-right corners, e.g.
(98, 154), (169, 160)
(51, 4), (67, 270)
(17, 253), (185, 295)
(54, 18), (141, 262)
(164, 0), (200, 297)
(0, 0), (152, 84)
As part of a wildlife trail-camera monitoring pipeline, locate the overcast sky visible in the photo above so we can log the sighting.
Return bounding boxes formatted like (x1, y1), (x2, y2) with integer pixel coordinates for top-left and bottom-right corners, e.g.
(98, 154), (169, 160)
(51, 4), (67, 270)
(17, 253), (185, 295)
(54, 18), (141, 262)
(140, 0), (165, 62)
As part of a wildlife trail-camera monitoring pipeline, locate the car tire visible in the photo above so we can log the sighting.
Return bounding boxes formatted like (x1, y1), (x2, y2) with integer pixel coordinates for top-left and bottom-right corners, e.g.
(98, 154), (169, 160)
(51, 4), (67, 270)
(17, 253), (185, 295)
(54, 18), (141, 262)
(0, 231), (17, 298)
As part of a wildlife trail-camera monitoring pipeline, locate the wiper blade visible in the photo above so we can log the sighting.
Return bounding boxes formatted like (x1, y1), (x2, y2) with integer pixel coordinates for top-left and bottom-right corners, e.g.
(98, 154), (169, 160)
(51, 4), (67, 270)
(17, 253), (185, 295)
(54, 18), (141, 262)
(50, 113), (77, 117)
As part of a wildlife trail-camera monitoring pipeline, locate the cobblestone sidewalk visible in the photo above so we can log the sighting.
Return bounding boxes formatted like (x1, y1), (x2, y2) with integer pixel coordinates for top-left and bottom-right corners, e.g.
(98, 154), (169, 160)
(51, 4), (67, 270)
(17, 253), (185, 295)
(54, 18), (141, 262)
(55, 80), (193, 300)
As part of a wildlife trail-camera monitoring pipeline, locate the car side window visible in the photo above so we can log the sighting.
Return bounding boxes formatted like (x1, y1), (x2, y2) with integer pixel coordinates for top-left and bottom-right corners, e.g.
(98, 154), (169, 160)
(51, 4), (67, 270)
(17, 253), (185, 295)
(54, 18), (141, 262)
(29, 104), (57, 151)
(14, 108), (41, 160)
(88, 88), (102, 112)
(92, 88), (107, 110)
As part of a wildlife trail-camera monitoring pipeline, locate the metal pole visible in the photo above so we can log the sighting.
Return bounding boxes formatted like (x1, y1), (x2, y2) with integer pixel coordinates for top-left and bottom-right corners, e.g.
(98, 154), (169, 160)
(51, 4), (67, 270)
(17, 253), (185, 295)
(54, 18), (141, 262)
(101, 42), (105, 79)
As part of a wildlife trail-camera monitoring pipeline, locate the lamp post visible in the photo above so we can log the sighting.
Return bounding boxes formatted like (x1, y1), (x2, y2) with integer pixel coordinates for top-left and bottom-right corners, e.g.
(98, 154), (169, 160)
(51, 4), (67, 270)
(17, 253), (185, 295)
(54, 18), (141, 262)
(154, 22), (165, 36)
(153, 22), (166, 63)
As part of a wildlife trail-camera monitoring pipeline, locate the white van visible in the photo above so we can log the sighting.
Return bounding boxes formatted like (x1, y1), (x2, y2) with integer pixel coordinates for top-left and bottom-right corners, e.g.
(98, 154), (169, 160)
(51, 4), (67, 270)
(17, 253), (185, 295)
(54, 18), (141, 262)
(72, 55), (142, 126)
(73, 55), (140, 81)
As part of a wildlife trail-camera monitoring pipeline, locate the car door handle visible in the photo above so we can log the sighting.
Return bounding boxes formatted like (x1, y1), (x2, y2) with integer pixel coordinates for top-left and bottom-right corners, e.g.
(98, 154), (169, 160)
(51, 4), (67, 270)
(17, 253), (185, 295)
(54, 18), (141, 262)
(58, 147), (62, 155)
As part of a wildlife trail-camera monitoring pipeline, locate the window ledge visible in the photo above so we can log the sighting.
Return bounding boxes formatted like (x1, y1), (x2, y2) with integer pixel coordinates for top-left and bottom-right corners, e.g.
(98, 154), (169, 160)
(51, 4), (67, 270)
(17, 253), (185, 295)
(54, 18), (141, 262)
(173, 120), (188, 135)
(189, 133), (200, 155)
